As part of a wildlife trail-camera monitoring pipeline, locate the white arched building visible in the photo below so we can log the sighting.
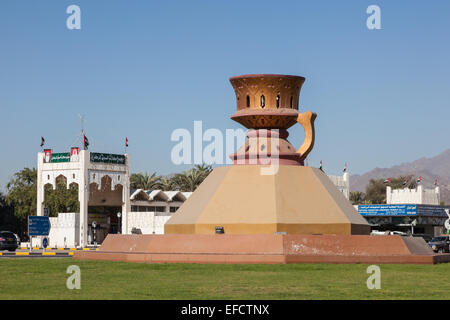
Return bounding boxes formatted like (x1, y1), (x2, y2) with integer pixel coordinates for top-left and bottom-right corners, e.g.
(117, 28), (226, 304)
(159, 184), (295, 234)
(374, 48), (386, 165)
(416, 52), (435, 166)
(37, 148), (193, 248)
(128, 189), (192, 234)
(37, 148), (131, 248)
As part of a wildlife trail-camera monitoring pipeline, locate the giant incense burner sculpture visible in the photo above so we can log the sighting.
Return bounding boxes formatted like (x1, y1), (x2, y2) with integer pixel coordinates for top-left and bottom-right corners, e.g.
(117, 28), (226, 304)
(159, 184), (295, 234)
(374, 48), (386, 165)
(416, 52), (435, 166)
(165, 74), (370, 235)
(75, 74), (450, 264)
(228, 74), (315, 166)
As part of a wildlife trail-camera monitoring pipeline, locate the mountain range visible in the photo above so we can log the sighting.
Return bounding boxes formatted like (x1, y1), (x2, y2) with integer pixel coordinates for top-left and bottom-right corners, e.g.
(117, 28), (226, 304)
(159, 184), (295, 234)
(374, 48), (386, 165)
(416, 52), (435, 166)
(350, 149), (450, 205)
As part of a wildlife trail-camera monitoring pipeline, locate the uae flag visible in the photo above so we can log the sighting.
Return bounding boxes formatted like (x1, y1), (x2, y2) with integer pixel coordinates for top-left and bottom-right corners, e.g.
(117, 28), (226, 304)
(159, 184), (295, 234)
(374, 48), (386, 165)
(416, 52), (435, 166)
(435, 178), (439, 186)
(40, 136), (45, 147)
(70, 147), (80, 162)
(417, 176), (422, 183)
(125, 137), (128, 147)
(384, 178), (391, 184)
(319, 160), (323, 171)
(44, 149), (52, 163)
(343, 162), (347, 173)
(402, 177), (407, 186)
(83, 135), (89, 150)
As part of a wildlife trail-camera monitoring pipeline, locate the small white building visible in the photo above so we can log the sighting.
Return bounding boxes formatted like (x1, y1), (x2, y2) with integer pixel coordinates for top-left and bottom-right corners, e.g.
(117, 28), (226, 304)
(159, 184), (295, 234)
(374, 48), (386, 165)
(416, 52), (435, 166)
(328, 172), (350, 200)
(48, 213), (79, 248)
(128, 189), (192, 235)
(386, 184), (440, 205)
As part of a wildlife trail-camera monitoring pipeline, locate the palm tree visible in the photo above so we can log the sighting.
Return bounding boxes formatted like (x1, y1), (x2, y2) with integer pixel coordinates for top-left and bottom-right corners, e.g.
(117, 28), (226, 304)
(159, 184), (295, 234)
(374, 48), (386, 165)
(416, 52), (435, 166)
(193, 163), (213, 177)
(130, 164), (212, 192)
(130, 172), (161, 190)
(171, 164), (212, 192)
(159, 177), (176, 191)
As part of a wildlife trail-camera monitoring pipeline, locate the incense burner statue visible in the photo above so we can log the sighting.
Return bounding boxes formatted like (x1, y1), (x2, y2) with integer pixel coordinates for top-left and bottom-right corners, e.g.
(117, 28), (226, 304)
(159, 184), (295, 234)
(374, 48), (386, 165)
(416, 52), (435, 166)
(229, 74), (316, 165)
(165, 73), (369, 236)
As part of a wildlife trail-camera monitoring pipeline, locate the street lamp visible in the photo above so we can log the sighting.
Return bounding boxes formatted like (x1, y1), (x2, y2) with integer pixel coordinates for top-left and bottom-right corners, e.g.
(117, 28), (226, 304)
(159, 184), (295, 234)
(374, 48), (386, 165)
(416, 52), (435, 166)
(444, 209), (450, 235)
(117, 212), (122, 234)
(92, 221), (97, 246)
(411, 219), (417, 235)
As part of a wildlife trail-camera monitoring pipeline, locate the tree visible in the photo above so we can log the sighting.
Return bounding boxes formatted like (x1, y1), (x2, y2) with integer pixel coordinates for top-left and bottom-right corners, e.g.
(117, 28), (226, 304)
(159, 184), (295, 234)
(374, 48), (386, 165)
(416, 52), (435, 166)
(5, 168), (82, 237)
(0, 191), (26, 239)
(193, 163), (213, 177)
(130, 172), (161, 190)
(349, 191), (365, 205)
(5, 168), (37, 220)
(171, 164), (212, 192)
(390, 175), (417, 190)
(159, 177), (176, 191)
(4, 168), (38, 240)
(43, 176), (79, 216)
(130, 164), (212, 192)
(0, 192), (5, 210)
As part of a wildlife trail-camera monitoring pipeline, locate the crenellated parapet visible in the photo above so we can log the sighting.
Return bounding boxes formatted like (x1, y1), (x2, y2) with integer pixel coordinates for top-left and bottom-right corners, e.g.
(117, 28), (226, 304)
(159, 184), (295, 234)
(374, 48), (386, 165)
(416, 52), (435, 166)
(386, 184), (440, 205)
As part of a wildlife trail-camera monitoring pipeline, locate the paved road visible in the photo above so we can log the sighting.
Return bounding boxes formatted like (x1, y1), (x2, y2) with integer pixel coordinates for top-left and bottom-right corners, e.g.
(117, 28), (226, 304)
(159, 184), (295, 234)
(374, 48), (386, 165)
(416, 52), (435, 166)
(0, 247), (99, 258)
(0, 251), (73, 258)
(16, 247), (98, 252)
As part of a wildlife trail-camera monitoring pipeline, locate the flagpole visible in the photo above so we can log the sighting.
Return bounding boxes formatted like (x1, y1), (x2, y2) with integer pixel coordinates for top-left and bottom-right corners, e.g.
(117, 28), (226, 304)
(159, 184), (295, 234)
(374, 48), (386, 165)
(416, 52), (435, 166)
(78, 114), (86, 151)
(82, 129), (85, 151)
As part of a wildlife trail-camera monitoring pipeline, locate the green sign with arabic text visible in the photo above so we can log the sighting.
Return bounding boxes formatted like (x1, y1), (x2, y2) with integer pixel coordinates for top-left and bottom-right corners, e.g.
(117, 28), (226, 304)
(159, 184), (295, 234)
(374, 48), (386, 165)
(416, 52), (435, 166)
(50, 153), (70, 163)
(90, 152), (126, 165)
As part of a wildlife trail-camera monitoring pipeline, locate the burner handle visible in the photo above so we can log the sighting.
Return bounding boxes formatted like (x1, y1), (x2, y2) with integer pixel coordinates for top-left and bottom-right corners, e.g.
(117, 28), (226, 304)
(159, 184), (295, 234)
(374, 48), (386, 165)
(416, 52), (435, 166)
(296, 111), (317, 161)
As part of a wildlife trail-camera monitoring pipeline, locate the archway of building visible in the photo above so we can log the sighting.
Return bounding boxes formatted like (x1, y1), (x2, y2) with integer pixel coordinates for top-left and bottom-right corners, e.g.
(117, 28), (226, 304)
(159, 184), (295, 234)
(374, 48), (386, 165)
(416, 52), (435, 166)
(43, 175), (80, 217)
(87, 176), (124, 244)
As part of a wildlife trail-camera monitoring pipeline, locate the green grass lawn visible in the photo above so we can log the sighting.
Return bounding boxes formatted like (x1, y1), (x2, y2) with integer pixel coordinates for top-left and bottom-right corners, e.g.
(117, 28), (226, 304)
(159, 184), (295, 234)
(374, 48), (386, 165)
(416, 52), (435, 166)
(1, 258), (450, 299)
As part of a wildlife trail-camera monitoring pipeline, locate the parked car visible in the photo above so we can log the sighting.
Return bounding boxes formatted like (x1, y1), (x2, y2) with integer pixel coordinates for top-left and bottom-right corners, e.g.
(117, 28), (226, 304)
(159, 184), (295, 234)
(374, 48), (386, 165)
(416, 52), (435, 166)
(428, 236), (450, 253)
(390, 231), (408, 236)
(0, 231), (19, 251)
(412, 233), (433, 243)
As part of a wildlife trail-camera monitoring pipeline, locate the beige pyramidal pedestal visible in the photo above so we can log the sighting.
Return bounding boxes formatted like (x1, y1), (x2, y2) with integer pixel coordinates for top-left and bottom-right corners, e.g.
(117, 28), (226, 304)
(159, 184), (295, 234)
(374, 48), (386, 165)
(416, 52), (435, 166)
(165, 165), (370, 235)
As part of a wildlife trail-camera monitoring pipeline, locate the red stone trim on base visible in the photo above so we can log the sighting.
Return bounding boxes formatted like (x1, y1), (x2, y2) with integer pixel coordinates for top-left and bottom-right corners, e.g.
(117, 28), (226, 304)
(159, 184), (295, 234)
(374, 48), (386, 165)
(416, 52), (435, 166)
(73, 234), (450, 265)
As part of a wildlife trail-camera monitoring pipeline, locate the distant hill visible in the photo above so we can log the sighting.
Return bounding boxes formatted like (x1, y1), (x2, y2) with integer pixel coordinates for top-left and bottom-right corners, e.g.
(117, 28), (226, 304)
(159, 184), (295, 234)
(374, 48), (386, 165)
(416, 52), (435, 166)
(350, 149), (450, 205)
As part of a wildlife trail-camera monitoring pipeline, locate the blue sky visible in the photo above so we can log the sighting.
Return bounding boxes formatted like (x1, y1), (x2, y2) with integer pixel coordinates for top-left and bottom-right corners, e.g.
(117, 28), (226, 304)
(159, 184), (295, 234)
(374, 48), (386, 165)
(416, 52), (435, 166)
(1, 1), (450, 190)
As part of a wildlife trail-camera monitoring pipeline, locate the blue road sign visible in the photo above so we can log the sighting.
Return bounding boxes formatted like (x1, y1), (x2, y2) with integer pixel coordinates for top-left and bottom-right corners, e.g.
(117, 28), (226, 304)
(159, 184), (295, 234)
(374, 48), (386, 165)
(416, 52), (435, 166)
(28, 216), (51, 236)
(358, 204), (418, 217)
(358, 204), (450, 217)
(43, 237), (48, 248)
